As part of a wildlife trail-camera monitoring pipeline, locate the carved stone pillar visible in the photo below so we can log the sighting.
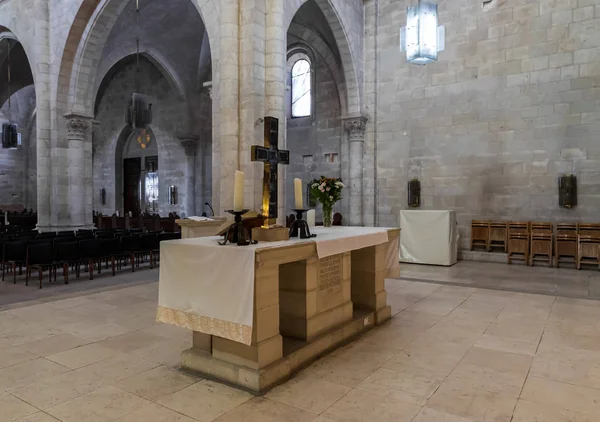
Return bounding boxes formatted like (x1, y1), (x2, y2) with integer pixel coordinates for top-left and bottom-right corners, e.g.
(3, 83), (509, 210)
(344, 116), (368, 226)
(181, 138), (199, 217)
(65, 113), (93, 230)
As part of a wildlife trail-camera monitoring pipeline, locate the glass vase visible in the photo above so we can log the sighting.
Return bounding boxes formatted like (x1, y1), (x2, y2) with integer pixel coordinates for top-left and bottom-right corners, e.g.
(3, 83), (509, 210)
(322, 204), (333, 228)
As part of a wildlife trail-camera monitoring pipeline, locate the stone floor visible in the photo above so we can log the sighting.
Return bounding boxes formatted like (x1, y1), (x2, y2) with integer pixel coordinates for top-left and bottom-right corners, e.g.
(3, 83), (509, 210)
(2, 277), (600, 421)
(401, 260), (600, 300)
(0, 265), (158, 310)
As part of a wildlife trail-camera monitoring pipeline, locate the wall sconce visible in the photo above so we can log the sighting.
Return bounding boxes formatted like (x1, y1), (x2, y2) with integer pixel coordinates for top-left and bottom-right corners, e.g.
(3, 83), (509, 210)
(400, 0), (445, 65)
(100, 188), (106, 206)
(558, 174), (577, 209)
(168, 186), (178, 205)
(408, 179), (421, 208)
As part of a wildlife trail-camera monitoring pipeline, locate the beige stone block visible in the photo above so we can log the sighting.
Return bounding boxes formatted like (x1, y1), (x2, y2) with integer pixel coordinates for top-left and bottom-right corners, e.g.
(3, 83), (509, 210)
(307, 301), (353, 341)
(192, 331), (212, 352)
(279, 290), (308, 318)
(375, 305), (392, 325)
(279, 261), (306, 291)
(255, 264), (280, 311)
(213, 335), (282, 369)
(254, 304), (279, 343)
(181, 348), (239, 382)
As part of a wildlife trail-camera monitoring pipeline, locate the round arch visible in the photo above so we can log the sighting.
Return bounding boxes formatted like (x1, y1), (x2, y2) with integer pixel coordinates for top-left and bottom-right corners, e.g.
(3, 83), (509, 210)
(94, 49), (187, 109)
(57, 0), (219, 118)
(284, 0), (361, 115)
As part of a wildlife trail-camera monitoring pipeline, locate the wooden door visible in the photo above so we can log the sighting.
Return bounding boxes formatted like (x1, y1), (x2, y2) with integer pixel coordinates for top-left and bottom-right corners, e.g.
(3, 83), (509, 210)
(123, 157), (141, 216)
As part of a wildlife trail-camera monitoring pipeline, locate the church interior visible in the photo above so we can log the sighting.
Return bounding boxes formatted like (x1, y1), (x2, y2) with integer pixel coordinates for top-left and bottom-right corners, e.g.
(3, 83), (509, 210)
(0, 0), (600, 420)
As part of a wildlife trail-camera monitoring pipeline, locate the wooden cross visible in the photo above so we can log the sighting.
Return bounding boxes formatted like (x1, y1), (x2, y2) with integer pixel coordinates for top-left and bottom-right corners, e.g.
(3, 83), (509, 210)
(251, 117), (290, 226)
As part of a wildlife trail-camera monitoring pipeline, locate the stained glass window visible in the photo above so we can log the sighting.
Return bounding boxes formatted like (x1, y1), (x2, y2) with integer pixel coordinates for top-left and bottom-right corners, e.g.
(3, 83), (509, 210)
(291, 59), (311, 118)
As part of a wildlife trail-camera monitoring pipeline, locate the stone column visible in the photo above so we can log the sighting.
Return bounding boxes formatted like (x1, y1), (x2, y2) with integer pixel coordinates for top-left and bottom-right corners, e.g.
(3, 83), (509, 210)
(265, 0), (286, 225)
(64, 113), (92, 230)
(214, 0), (240, 215)
(344, 116), (368, 226)
(181, 138), (198, 217)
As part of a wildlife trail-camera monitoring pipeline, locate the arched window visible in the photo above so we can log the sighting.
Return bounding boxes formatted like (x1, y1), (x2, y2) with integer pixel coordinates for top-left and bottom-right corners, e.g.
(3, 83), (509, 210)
(291, 59), (311, 118)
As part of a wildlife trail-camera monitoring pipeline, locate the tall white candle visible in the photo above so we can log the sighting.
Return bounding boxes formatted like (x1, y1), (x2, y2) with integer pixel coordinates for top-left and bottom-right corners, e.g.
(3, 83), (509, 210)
(307, 209), (316, 227)
(294, 178), (303, 209)
(233, 170), (245, 212)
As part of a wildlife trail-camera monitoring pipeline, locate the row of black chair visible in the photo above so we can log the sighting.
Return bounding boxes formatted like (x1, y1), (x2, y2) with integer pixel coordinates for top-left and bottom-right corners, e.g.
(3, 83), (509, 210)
(1, 232), (180, 288)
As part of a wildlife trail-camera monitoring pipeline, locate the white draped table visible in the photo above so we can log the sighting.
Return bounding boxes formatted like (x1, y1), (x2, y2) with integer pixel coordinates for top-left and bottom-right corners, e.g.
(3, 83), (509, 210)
(156, 226), (400, 394)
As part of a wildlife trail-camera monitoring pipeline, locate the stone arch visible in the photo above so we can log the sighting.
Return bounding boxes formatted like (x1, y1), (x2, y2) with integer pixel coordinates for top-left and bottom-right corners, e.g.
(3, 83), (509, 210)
(57, 0), (218, 117)
(284, 0), (362, 115)
(94, 49), (187, 108)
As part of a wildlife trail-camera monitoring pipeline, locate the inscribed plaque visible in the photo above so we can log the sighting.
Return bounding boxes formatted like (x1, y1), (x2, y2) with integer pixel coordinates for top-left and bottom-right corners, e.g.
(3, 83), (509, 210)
(317, 254), (343, 312)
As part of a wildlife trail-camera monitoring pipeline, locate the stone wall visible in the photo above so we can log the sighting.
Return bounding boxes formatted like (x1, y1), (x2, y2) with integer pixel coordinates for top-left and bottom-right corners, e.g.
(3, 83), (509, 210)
(365, 0), (600, 248)
(0, 85), (36, 210)
(94, 56), (206, 217)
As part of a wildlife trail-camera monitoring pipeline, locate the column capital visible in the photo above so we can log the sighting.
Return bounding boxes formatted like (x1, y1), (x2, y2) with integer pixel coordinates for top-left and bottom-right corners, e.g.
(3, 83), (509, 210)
(64, 113), (93, 139)
(202, 81), (213, 99)
(343, 115), (368, 142)
(179, 135), (200, 156)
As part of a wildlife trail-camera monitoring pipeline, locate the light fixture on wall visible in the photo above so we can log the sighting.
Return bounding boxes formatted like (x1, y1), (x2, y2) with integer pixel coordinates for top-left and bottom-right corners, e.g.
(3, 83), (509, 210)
(2, 39), (20, 149)
(558, 174), (577, 209)
(400, 0), (445, 65)
(168, 186), (178, 205)
(125, 0), (153, 149)
(408, 179), (421, 208)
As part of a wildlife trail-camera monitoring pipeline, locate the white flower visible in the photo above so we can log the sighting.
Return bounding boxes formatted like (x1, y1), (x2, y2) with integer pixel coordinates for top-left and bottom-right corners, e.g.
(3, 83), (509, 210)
(326, 187), (331, 191)
(311, 183), (319, 188)
(336, 181), (345, 188)
(329, 195), (334, 201)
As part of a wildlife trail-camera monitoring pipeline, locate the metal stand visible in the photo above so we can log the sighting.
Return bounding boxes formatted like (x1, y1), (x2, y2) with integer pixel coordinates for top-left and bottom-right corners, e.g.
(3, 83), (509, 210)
(289, 209), (317, 239)
(219, 210), (257, 246)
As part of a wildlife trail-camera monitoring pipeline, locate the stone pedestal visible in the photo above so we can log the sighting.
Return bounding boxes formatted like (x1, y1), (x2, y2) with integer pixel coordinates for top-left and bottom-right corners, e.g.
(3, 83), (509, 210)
(180, 228), (399, 394)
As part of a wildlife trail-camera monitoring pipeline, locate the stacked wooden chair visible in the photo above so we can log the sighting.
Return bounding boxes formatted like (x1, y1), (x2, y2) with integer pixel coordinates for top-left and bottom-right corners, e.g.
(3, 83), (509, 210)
(488, 221), (507, 252)
(507, 222), (530, 264)
(555, 223), (578, 268)
(577, 223), (600, 270)
(529, 222), (553, 267)
(470, 220), (489, 251)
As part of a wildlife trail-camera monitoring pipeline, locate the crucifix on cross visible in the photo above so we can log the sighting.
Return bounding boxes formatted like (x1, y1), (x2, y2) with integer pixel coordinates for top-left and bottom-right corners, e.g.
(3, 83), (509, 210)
(251, 117), (290, 226)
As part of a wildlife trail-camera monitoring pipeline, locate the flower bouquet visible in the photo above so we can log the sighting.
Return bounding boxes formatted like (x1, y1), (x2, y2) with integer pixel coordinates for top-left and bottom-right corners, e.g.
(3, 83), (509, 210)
(309, 176), (344, 227)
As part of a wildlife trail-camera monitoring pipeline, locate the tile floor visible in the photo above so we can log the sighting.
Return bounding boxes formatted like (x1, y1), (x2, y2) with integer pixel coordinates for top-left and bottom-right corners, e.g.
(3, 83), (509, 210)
(400, 260), (600, 299)
(2, 278), (600, 421)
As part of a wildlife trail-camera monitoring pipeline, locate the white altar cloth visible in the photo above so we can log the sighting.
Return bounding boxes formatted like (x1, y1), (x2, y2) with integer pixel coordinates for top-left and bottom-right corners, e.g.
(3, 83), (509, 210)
(157, 227), (390, 345)
(399, 210), (458, 266)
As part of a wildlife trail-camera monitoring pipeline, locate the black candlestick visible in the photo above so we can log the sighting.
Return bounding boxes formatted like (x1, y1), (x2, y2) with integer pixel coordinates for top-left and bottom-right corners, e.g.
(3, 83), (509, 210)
(289, 209), (317, 239)
(219, 210), (257, 246)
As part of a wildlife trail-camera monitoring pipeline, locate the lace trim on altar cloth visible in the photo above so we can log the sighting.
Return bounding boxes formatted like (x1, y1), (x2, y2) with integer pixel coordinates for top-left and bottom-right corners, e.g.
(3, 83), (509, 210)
(156, 306), (253, 345)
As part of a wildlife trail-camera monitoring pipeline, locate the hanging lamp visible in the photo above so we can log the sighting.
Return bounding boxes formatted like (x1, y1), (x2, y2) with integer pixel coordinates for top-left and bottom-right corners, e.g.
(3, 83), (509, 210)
(125, 0), (152, 149)
(400, 0), (445, 65)
(2, 39), (19, 149)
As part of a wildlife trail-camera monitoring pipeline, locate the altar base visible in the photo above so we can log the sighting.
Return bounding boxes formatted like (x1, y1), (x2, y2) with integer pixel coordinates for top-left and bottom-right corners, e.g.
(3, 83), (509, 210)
(182, 309), (377, 394)
(172, 229), (398, 394)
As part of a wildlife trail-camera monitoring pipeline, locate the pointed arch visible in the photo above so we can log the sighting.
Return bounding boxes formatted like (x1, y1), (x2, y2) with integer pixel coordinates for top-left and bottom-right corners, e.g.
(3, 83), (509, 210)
(284, 0), (363, 115)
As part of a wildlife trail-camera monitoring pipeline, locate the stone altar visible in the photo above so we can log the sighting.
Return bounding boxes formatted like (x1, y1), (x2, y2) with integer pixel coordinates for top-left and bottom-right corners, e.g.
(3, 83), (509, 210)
(157, 226), (400, 394)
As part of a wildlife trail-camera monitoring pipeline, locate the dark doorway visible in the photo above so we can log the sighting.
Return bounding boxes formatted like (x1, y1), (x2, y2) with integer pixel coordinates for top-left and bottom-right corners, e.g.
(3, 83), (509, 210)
(123, 157), (141, 215)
